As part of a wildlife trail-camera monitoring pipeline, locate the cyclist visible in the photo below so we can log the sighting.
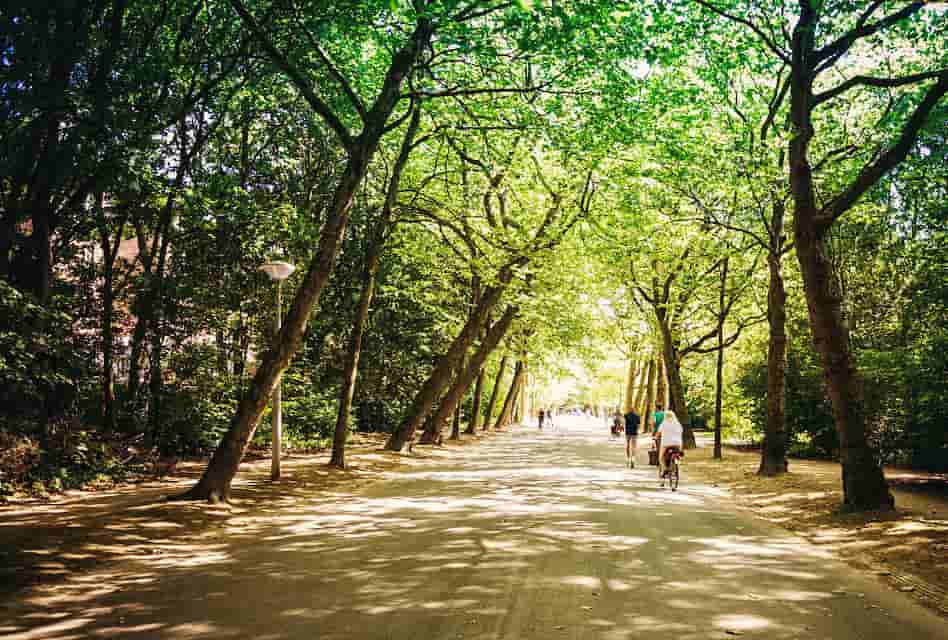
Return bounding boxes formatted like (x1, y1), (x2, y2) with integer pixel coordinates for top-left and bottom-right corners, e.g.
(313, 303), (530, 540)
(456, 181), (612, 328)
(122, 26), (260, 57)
(623, 408), (641, 468)
(654, 409), (683, 479)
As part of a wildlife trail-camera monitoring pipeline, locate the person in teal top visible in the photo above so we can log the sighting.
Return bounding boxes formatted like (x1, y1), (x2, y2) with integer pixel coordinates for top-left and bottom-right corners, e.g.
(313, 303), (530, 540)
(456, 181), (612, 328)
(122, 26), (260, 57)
(653, 407), (665, 432)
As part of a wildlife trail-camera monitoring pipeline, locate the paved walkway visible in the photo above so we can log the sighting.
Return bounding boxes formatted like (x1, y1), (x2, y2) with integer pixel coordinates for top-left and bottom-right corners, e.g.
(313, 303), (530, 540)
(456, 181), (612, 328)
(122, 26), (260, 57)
(1, 419), (946, 639)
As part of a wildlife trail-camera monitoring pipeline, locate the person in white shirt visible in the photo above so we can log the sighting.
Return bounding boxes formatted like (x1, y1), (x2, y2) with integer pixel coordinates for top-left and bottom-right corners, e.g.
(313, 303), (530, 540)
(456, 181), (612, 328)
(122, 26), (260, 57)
(653, 409), (684, 478)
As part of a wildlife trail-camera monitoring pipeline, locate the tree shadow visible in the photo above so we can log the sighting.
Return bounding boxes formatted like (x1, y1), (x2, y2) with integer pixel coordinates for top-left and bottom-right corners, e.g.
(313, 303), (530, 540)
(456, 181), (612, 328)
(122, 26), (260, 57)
(1, 421), (944, 639)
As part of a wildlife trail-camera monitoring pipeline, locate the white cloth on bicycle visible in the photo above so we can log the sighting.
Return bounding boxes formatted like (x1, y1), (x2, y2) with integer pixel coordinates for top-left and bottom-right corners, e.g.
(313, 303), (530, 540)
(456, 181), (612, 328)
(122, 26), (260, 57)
(655, 412), (683, 447)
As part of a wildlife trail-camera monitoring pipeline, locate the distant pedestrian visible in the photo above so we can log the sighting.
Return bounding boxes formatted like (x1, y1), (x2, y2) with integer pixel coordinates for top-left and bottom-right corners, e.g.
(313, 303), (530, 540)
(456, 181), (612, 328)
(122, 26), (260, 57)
(538, 408), (545, 430)
(624, 408), (641, 468)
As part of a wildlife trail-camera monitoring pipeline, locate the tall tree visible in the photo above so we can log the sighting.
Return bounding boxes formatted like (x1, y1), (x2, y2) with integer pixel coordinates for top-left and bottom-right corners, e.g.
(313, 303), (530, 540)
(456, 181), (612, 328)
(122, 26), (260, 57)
(329, 106), (422, 468)
(180, 3), (435, 500)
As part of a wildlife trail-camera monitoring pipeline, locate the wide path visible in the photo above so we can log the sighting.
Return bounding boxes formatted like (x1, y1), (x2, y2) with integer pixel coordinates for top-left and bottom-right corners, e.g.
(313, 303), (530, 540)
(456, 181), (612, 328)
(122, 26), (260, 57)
(2, 418), (946, 639)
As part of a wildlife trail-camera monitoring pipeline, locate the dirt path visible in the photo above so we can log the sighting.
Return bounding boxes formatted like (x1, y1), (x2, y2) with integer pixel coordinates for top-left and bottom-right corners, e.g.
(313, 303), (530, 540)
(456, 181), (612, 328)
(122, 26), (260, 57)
(1, 420), (946, 639)
(684, 441), (948, 616)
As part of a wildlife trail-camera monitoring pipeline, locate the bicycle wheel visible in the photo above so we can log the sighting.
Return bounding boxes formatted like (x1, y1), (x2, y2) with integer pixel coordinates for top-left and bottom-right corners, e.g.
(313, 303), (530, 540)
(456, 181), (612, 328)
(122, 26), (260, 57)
(670, 459), (679, 491)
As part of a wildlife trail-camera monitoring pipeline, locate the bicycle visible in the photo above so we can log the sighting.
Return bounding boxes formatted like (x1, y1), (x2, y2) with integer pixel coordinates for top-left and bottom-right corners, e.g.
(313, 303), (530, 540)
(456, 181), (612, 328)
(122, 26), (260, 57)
(659, 447), (682, 491)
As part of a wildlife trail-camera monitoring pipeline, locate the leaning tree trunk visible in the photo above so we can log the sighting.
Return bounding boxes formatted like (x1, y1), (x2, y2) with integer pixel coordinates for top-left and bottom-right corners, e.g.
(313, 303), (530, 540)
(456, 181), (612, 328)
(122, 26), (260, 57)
(329, 250), (380, 468)
(513, 377), (524, 423)
(787, 10), (893, 510)
(495, 360), (524, 429)
(464, 367), (485, 435)
(760, 235), (789, 475)
(175, 15), (433, 502)
(483, 355), (508, 430)
(386, 283), (506, 451)
(329, 108), (420, 468)
(420, 306), (516, 443)
(643, 356), (656, 433)
(623, 359), (639, 413)
(178, 151), (372, 501)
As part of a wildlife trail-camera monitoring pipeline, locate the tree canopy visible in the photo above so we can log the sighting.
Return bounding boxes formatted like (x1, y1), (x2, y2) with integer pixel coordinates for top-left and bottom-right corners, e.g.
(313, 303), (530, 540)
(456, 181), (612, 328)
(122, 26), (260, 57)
(1, 0), (946, 511)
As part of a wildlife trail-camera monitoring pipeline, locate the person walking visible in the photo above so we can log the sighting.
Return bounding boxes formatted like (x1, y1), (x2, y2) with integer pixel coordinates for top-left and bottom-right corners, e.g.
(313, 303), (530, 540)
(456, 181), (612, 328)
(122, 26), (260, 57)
(623, 408), (641, 468)
(538, 408), (545, 430)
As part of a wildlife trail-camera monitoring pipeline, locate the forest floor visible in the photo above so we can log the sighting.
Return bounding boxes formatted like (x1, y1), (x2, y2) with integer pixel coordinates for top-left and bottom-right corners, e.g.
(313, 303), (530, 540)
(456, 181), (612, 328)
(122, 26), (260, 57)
(685, 444), (948, 618)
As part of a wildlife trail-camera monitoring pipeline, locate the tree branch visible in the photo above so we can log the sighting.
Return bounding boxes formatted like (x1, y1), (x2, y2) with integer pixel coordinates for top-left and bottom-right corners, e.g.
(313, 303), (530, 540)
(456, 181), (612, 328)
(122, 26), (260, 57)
(691, 0), (790, 63)
(815, 2), (925, 68)
(813, 69), (948, 106)
(228, 0), (354, 151)
(310, 37), (367, 122)
(817, 72), (948, 229)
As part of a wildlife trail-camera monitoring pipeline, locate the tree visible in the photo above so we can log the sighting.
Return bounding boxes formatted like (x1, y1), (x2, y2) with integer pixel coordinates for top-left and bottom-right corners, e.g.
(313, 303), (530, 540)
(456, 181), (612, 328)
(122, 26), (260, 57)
(783, 1), (947, 510)
(180, 2), (436, 501)
(329, 106), (422, 468)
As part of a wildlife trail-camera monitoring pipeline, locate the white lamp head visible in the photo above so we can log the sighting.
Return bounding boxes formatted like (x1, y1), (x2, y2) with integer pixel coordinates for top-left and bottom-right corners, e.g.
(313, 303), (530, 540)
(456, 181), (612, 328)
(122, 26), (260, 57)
(259, 260), (296, 281)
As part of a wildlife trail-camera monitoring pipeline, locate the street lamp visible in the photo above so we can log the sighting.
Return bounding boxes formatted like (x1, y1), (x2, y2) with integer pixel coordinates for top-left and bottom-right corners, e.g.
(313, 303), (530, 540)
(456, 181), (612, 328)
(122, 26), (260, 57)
(259, 260), (295, 480)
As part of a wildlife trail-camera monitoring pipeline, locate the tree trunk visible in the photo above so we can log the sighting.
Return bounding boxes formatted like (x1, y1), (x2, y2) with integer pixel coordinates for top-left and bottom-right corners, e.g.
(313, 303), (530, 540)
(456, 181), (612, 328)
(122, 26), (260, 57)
(713, 258), (728, 460)
(656, 356), (668, 410)
(386, 282), (507, 451)
(178, 151), (371, 501)
(512, 379), (524, 424)
(643, 356), (656, 433)
(657, 318), (696, 448)
(420, 306), (516, 443)
(146, 207), (174, 449)
(788, 6), (892, 510)
(623, 359), (638, 413)
(449, 406), (461, 441)
(464, 367), (485, 435)
(331, 106), (419, 467)
(633, 359), (651, 415)
(95, 197), (126, 433)
(794, 230), (892, 509)
(177, 20), (432, 500)
(483, 355), (508, 430)
(759, 221), (788, 475)
(495, 360), (524, 429)
(329, 252), (379, 468)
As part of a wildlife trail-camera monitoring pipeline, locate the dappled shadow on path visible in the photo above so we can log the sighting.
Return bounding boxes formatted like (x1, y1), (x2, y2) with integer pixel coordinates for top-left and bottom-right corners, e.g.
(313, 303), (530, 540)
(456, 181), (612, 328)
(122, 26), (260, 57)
(0, 422), (943, 639)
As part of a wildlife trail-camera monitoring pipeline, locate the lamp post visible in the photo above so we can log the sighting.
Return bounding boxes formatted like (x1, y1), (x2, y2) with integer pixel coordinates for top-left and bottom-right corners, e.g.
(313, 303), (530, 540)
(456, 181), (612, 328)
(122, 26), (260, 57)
(259, 260), (295, 480)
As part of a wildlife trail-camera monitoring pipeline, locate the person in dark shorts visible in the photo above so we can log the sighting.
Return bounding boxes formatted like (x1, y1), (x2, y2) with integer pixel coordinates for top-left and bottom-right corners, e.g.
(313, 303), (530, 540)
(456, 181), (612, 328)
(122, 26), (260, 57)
(623, 408), (641, 467)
